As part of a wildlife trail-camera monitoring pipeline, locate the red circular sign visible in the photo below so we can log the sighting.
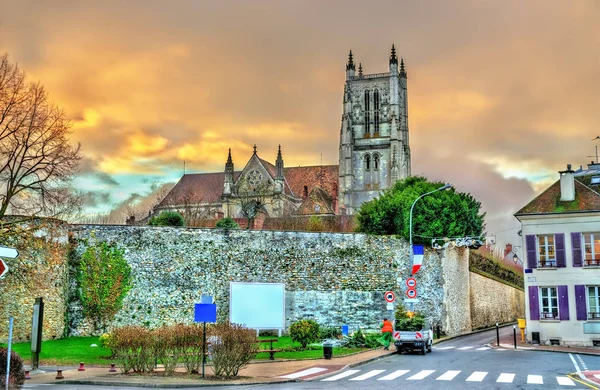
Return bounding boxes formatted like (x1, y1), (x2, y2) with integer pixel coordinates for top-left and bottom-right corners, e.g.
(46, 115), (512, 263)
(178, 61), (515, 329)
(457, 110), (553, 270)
(384, 291), (396, 302)
(406, 278), (417, 288)
(406, 289), (417, 299)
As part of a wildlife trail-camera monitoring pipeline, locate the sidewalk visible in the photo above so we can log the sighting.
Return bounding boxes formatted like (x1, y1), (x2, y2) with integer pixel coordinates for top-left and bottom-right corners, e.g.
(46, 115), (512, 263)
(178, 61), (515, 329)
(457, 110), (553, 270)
(25, 348), (395, 387)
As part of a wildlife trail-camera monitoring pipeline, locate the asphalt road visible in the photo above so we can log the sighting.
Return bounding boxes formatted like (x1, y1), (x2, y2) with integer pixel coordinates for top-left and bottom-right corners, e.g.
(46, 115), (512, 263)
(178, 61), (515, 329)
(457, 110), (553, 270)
(22, 327), (600, 390)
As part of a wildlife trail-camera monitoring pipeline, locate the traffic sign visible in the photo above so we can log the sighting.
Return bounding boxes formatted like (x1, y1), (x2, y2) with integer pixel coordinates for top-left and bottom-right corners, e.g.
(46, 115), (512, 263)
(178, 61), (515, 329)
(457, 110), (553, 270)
(386, 302), (394, 311)
(393, 331), (401, 340)
(384, 291), (396, 303)
(406, 278), (417, 288)
(0, 259), (8, 279)
(404, 298), (420, 303)
(406, 289), (417, 299)
(0, 246), (18, 259)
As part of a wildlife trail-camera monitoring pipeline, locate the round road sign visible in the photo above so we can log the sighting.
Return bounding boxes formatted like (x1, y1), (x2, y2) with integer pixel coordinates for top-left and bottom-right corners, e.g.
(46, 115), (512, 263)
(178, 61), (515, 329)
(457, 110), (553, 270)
(384, 291), (396, 303)
(406, 278), (417, 288)
(406, 289), (417, 299)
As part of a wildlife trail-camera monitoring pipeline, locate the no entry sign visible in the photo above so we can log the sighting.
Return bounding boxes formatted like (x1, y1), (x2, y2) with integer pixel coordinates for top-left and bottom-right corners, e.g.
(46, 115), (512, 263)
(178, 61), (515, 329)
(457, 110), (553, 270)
(384, 291), (396, 303)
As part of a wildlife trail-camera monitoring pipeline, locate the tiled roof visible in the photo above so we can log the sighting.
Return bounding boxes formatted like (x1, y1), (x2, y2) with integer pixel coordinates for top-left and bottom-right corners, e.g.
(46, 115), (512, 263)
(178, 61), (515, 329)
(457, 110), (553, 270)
(283, 165), (338, 199)
(294, 186), (336, 215)
(515, 179), (600, 215)
(158, 172), (241, 207)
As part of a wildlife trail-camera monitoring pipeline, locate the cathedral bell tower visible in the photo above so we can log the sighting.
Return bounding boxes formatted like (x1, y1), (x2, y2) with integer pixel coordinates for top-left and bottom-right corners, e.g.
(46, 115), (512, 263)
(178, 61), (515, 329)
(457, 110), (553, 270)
(338, 45), (411, 215)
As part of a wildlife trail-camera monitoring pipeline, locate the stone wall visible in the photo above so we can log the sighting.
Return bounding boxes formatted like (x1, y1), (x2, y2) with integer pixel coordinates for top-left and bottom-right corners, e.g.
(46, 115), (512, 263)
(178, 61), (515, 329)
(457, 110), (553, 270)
(469, 271), (525, 329)
(441, 246), (472, 335)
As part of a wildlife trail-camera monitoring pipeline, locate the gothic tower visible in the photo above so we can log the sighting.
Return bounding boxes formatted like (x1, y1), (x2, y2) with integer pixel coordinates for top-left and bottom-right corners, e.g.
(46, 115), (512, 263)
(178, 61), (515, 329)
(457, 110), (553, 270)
(338, 45), (411, 214)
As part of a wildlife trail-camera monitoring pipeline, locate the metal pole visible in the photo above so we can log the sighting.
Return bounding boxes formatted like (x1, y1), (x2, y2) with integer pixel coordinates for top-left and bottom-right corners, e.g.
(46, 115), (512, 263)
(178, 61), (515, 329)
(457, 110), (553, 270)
(202, 322), (206, 378)
(513, 325), (517, 349)
(6, 317), (13, 390)
(496, 322), (500, 347)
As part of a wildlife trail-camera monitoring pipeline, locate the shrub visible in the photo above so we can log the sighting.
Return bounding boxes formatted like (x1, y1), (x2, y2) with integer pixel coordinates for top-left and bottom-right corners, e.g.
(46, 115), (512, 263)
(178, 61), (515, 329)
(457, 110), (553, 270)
(108, 326), (154, 373)
(394, 305), (425, 331)
(149, 211), (184, 226)
(306, 216), (325, 232)
(318, 325), (342, 340)
(215, 217), (239, 229)
(209, 322), (257, 377)
(290, 319), (320, 349)
(0, 348), (25, 389)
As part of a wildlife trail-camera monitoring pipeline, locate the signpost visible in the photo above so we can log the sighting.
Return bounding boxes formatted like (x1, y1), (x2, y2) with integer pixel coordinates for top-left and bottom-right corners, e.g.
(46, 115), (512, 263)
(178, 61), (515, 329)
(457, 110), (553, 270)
(0, 259), (7, 279)
(0, 246), (18, 280)
(194, 295), (217, 379)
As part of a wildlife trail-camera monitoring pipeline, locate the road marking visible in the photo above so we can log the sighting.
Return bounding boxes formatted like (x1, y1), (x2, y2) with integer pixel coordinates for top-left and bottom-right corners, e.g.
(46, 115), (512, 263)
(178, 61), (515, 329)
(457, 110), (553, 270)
(435, 346), (455, 350)
(457, 346), (473, 350)
(595, 374), (600, 380)
(377, 370), (410, 380)
(576, 354), (588, 371)
(466, 371), (488, 382)
(436, 370), (461, 381)
(496, 373), (515, 383)
(407, 370), (435, 380)
(278, 367), (328, 379)
(349, 370), (385, 381)
(569, 353), (581, 373)
(321, 369), (360, 381)
(476, 347), (490, 351)
(527, 374), (543, 384)
(556, 376), (576, 386)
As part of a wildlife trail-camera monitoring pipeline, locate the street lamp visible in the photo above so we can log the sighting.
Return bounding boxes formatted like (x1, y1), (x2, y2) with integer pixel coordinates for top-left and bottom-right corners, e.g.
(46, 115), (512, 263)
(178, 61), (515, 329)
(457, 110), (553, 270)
(409, 183), (452, 273)
(512, 246), (523, 265)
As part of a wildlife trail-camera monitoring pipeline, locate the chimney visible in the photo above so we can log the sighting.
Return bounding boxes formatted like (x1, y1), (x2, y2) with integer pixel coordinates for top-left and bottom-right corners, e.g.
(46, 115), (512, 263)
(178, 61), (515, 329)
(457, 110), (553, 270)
(559, 164), (575, 201)
(504, 244), (513, 259)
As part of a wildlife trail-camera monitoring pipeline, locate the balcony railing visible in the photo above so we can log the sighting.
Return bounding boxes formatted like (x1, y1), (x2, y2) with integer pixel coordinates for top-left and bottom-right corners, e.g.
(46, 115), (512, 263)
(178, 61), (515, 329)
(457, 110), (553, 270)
(588, 312), (600, 320)
(584, 259), (600, 266)
(538, 260), (557, 268)
(540, 311), (558, 319)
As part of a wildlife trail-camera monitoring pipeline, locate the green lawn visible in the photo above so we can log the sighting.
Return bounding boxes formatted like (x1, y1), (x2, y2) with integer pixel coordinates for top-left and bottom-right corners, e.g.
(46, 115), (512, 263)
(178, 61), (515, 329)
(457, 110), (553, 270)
(1, 336), (364, 365)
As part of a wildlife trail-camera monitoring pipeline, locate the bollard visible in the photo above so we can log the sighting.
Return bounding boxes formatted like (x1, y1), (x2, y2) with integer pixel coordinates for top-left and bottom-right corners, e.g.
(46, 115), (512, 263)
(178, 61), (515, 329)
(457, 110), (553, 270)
(109, 363), (117, 373)
(25, 370), (31, 380)
(78, 362), (86, 371)
(436, 325), (440, 339)
(55, 370), (64, 380)
(496, 323), (500, 347)
(513, 325), (517, 349)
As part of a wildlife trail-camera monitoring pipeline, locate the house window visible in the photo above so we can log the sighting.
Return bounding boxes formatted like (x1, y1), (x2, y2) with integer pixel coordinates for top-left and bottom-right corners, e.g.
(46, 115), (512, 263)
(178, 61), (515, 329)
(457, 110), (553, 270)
(591, 176), (600, 184)
(583, 233), (600, 266)
(589, 286), (600, 320)
(540, 286), (558, 319)
(538, 235), (556, 267)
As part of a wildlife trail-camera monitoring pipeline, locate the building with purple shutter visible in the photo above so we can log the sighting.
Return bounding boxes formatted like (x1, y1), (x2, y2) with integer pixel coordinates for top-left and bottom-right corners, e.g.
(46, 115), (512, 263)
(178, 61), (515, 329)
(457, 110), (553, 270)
(515, 163), (600, 347)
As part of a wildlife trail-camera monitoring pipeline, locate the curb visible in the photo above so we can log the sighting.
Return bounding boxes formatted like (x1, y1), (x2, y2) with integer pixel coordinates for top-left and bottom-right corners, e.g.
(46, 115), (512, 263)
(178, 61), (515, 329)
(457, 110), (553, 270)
(433, 322), (516, 345)
(59, 378), (299, 388)
(493, 343), (600, 357)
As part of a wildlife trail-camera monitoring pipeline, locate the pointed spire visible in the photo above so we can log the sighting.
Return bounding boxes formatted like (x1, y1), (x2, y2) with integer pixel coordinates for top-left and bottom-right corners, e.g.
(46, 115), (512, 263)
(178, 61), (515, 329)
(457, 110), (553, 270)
(225, 148), (234, 173)
(400, 58), (407, 78)
(346, 50), (355, 71)
(275, 144), (284, 179)
(253, 144), (257, 154)
(389, 44), (398, 65)
(226, 148), (232, 164)
(358, 63), (363, 77)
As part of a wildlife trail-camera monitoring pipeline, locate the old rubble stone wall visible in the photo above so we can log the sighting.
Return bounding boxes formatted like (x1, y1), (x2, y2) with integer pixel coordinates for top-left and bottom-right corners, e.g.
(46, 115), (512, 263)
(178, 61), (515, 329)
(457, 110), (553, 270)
(469, 272), (525, 329)
(441, 246), (472, 336)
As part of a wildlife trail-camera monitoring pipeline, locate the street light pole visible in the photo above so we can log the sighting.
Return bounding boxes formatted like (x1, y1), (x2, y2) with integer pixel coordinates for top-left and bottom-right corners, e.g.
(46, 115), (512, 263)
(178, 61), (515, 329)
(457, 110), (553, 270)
(408, 183), (451, 310)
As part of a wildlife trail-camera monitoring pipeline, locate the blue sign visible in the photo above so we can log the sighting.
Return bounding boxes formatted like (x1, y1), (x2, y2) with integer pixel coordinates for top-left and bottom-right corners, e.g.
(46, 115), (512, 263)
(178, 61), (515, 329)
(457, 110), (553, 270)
(194, 303), (217, 323)
(525, 269), (533, 274)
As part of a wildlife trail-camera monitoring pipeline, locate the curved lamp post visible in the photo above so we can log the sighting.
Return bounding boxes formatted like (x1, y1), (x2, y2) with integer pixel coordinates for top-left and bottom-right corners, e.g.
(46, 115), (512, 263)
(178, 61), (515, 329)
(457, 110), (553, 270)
(409, 183), (452, 274)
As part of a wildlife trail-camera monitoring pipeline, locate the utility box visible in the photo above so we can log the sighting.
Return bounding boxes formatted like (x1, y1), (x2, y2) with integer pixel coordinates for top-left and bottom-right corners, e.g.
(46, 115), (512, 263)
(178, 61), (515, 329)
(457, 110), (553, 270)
(517, 319), (526, 329)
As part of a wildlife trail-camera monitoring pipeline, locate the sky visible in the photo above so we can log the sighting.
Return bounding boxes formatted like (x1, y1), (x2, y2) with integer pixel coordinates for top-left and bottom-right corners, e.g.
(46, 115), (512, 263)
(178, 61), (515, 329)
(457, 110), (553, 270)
(1, 0), (599, 250)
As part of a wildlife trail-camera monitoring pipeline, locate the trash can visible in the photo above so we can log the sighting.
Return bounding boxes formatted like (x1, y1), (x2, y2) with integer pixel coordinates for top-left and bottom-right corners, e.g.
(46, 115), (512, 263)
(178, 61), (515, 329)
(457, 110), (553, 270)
(323, 343), (333, 360)
(517, 318), (526, 329)
(531, 331), (540, 344)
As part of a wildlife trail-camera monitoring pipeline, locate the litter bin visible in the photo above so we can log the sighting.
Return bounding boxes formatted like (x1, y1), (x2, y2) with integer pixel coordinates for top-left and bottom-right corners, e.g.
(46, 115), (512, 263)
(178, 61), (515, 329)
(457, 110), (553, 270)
(531, 331), (540, 344)
(323, 343), (333, 360)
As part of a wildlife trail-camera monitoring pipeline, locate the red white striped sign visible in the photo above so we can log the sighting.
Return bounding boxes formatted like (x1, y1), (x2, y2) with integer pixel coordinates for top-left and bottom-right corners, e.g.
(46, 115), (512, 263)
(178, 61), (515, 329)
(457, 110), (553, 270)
(415, 332), (423, 340)
(393, 331), (401, 340)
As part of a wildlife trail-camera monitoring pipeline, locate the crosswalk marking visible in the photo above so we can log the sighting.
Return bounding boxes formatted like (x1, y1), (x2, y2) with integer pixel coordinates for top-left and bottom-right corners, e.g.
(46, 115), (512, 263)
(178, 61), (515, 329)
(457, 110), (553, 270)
(497, 373), (515, 383)
(527, 374), (543, 384)
(476, 347), (490, 351)
(321, 369), (360, 381)
(556, 376), (576, 386)
(377, 370), (410, 381)
(350, 370), (385, 381)
(407, 370), (435, 380)
(457, 346), (473, 350)
(436, 370), (461, 381)
(279, 367), (328, 379)
(466, 371), (488, 382)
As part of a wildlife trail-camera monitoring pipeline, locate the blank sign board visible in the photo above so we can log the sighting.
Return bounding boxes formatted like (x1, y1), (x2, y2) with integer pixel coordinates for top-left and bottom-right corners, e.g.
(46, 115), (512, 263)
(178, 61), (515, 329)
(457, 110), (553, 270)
(230, 282), (285, 329)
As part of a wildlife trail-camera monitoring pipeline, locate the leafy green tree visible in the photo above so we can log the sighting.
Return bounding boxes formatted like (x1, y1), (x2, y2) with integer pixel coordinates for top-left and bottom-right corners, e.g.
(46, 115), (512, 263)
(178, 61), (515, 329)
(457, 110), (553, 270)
(148, 211), (184, 226)
(215, 216), (239, 229)
(357, 176), (485, 244)
(289, 319), (320, 349)
(78, 240), (132, 332)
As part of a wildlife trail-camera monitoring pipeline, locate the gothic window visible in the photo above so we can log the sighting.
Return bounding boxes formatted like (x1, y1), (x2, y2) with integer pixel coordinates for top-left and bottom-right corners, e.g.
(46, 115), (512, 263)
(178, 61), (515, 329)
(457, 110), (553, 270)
(374, 154), (380, 170)
(374, 89), (380, 135)
(364, 90), (370, 135)
(364, 154), (371, 171)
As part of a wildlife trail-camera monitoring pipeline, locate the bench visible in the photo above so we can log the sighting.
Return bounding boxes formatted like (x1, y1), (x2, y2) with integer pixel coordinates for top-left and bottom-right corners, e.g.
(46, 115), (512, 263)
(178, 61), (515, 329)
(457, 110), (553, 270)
(257, 338), (281, 360)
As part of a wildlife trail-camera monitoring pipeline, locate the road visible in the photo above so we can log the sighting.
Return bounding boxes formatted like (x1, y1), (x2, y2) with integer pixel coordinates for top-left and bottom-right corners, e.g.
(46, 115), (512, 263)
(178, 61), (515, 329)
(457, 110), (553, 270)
(23, 327), (600, 390)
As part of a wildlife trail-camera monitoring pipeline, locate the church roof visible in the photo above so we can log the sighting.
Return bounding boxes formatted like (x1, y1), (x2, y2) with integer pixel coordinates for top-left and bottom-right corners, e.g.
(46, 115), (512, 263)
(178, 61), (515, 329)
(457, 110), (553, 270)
(283, 165), (338, 198)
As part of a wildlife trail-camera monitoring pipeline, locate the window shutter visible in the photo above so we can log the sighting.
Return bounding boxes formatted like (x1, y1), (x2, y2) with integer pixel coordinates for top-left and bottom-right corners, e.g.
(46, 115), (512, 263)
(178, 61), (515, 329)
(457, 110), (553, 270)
(558, 285), (569, 320)
(571, 232), (582, 267)
(529, 286), (540, 320)
(556, 234), (566, 267)
(526, 235), (537, 269)
(575, 285), (587, 320)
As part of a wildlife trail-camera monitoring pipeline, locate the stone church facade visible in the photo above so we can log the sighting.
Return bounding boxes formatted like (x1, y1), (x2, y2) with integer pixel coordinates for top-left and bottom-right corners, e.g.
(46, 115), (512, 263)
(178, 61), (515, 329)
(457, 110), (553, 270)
(155, 46), (411, 225)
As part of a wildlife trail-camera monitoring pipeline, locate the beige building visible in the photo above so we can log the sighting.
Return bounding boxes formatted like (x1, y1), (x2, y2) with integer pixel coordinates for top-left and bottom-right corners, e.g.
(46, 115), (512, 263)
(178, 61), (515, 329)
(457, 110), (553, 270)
(515, 163), (600, 346)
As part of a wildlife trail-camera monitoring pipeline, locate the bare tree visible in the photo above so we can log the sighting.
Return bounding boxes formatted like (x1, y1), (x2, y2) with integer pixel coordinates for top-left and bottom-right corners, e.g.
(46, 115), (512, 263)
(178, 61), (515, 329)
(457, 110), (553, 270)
(233, 176), (275, 229)
(0, 53), (81, 236)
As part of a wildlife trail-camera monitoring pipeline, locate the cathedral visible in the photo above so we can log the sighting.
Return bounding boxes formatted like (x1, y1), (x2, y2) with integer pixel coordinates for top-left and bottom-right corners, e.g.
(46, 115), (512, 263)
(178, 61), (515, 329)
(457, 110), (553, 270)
(156, 46), (411, 227)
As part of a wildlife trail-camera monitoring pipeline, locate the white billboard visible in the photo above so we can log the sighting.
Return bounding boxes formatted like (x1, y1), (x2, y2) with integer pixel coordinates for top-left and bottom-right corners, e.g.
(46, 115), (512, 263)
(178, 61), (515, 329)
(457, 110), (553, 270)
(229, 282), (285, 329)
